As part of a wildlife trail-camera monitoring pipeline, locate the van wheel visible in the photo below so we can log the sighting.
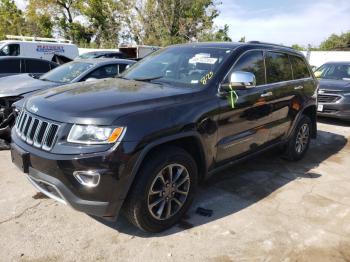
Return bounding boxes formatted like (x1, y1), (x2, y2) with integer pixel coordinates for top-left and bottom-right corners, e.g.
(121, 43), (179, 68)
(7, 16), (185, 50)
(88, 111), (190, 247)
(283, 115), (312, 161)
(123, 146), (198, 232)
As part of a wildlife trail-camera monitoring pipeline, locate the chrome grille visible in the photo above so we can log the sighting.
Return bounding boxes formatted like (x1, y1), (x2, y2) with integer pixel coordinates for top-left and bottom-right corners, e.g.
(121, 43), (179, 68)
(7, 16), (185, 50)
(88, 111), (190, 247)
(317, 94), (341, 103)
(15, 110), (60, 151)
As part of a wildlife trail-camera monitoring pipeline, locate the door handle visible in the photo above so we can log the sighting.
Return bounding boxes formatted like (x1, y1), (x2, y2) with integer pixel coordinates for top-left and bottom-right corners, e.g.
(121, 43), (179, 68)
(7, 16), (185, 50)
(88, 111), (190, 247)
(261, 91), (273, 98)
(294, 85), (304, 90)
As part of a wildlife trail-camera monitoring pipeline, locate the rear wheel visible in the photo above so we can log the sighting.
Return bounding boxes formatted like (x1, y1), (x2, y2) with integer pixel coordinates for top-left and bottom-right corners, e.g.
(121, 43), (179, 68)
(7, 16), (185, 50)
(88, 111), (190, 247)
(283, 115), (312, 161)
(123, 146), (198, 232)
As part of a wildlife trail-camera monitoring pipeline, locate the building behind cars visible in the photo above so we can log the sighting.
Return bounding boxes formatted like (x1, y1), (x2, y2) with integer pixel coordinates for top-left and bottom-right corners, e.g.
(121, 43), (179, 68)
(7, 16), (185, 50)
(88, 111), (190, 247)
(0, 35), (79, 61)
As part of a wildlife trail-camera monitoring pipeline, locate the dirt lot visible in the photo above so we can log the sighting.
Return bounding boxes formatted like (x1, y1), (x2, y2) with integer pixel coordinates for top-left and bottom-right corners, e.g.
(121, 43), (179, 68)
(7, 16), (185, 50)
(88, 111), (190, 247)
(0, 118), (350, 262)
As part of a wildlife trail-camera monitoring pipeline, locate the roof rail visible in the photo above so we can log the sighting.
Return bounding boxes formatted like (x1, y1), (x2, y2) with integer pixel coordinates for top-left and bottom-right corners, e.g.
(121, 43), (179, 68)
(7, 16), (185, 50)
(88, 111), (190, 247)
(5, 35), (72, 44)
(247, 41), (294, 50)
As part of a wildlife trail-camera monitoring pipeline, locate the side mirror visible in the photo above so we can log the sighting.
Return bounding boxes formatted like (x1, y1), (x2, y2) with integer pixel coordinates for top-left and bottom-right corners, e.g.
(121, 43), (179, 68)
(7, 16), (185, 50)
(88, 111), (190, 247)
(229, 71), (256, 89)
(85, 77), (97, 82)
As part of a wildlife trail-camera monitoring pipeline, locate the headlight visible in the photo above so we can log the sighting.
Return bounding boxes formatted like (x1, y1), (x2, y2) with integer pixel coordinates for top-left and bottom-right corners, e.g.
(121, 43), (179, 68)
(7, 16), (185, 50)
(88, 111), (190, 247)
(67, 125), (126, 145)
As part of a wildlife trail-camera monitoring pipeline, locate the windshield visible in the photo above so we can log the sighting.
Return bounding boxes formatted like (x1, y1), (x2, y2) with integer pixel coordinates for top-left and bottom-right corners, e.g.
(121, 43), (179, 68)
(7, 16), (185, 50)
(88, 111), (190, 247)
(40, 61), (94, 83)
(314, 63), (350, 81)
(121, 46), (232, 87)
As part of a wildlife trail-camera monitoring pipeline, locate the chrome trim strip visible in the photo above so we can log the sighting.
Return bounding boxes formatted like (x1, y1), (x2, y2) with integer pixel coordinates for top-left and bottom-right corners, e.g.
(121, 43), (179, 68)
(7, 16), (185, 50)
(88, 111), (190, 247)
(27, 175), (67, 205)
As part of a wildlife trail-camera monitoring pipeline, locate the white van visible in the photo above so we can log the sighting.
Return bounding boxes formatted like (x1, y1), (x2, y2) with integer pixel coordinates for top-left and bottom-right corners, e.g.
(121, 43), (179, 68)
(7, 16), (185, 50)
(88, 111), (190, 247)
(0, 35), (79, 61)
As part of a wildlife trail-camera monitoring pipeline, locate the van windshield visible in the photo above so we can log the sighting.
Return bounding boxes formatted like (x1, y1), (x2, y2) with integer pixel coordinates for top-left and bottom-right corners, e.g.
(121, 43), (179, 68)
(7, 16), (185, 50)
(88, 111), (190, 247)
(121, 46), (232, 87)
(40, 61), (94, 83)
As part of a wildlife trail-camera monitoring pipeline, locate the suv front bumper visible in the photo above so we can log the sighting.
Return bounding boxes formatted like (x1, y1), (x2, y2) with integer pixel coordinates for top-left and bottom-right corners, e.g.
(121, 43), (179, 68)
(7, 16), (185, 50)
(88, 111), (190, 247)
(11, 137), (139, 219)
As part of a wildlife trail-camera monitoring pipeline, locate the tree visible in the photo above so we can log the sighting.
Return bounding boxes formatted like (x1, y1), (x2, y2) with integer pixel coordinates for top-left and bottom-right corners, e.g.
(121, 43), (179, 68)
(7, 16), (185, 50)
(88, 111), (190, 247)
(25, 0), (53, 38)
(238, 36), (245, 43)
(291, 44), (305, 51)
(82, 0), (131, 48)
(0, 0), (26, 39)
(199, 24), (232, 42)
(128, 0), (224, 46)
(319, 32), (350, 50)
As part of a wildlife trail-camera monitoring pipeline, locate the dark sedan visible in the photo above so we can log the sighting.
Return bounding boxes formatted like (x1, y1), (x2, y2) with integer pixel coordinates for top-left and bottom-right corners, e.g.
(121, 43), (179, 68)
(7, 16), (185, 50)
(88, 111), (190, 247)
(0, 58), (135, 141)
(315, 62), (350, 120)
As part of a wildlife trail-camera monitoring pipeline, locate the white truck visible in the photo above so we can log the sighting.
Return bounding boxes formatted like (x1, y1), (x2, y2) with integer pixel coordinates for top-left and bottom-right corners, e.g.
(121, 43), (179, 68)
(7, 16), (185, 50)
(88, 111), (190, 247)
(0, 35), (79, 61)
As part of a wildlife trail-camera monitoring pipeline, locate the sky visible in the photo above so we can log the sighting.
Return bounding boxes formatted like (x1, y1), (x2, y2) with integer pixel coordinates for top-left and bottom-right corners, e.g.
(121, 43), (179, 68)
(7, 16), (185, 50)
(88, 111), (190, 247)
(14, 0), (350, 47)
(215, 0), (350, 46)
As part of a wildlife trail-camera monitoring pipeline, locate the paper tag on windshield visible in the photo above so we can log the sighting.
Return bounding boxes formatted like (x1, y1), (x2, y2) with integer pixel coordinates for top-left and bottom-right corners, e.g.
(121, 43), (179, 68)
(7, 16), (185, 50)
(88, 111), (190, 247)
(189, 54), (217, 65)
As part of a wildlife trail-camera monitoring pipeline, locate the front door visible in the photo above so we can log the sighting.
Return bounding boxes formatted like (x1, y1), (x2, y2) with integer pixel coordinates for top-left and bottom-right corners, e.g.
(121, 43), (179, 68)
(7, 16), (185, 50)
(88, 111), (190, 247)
(215, 50), (274, 163)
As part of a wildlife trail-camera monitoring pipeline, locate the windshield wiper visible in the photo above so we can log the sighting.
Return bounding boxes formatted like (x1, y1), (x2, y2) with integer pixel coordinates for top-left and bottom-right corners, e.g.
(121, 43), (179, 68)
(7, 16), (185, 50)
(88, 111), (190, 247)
(133, 76), (164, 82)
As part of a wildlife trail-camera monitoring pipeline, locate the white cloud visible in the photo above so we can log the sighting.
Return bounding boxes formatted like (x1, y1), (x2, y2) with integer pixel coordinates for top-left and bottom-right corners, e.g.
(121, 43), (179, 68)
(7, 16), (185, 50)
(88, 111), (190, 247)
(215, 0), (350, 46)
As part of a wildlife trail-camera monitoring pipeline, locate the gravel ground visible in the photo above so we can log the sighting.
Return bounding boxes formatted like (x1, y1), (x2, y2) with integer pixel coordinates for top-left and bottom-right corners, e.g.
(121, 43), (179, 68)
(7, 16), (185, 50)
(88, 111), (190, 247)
(0, 118), (350, 262)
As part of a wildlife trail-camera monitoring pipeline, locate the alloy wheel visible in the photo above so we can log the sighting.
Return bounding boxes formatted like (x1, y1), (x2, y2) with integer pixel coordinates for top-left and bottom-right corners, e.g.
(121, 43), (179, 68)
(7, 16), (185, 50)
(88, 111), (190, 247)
(147, 164), (190, 221)
(295, 123), (310, 154)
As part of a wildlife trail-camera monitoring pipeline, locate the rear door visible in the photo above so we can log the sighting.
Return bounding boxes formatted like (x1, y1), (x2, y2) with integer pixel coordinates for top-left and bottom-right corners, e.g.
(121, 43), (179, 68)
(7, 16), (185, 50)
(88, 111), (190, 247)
(216, 50), (274, 163)
(0, 58), (21, 78)
(264, 51), (295, 141)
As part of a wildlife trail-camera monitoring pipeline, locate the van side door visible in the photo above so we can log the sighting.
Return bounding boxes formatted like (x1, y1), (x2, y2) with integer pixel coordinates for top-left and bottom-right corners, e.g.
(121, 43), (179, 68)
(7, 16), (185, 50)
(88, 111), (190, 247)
(216, 50), (274, 163)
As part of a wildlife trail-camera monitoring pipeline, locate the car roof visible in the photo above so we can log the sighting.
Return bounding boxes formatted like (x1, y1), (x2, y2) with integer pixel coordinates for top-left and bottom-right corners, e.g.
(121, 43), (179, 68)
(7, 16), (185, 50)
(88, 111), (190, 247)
(171, 41), (302, 55)
(73, 58), (135, 65)
(82, 50), (123, 55)
(323, 61), (350, 65)
(0, 56), (55, 62)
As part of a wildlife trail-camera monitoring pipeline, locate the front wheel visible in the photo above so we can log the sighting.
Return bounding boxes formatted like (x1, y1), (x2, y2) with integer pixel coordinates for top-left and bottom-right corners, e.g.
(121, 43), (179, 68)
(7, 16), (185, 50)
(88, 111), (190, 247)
(122, 146), (198, 232)
(283, 115), (312, 161)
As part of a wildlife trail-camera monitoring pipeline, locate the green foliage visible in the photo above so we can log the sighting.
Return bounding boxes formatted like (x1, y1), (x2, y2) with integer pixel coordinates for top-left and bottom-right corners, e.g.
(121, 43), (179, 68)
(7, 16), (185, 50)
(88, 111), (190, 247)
(291, 44), (305, 51)
(319, 32), (350, 50)
(128, 0), (225, 46)
(0, 0), (26, 39)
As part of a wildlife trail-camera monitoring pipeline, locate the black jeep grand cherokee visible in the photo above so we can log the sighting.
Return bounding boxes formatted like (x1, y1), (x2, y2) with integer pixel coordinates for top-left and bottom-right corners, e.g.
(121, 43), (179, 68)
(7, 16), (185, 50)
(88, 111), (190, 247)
(11, 42), (318, 232)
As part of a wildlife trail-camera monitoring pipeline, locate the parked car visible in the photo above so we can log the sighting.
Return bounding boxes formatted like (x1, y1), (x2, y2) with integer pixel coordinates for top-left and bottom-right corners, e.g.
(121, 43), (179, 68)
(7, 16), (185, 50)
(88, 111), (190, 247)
(0, 58), (135, 141)
(314, 62), (350, 120)
(11, 42), (317, 232)
(77, 51), (127, 59)
(0, 35), (79, 61)
(0, 57), (58, 78)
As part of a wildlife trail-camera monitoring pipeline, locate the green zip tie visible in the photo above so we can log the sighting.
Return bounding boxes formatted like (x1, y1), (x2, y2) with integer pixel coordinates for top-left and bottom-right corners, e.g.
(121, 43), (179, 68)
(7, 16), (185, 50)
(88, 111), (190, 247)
(228, 85), (238, 109)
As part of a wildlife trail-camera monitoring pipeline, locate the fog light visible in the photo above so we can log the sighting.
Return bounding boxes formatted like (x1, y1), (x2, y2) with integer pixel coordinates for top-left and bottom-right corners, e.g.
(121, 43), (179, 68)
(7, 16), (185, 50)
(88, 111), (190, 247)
(73, 171), (100, 187)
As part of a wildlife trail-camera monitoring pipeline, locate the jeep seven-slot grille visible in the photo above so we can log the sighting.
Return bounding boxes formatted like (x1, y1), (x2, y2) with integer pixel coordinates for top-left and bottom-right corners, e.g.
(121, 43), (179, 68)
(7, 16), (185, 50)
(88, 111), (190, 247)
(15, 110), (60, 151)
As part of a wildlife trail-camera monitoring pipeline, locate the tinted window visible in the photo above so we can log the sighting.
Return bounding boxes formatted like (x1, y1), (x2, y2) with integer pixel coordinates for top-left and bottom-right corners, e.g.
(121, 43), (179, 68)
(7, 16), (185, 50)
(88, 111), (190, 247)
(225, 50), (265, 85)
(118, 64), (129, 74)
(290, 56), (310, 79)
(266, 52), (292, 83)
(0, 59), (20, 73)
(25, 59), (50, 73)
(314, 63), (350, 81)
(86, 65), (119, 79)
(0, 44), (20, 56)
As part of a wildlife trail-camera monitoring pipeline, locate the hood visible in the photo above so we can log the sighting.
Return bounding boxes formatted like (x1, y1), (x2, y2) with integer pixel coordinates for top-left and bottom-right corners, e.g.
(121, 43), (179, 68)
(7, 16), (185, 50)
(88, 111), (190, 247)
(318, 79), (350, 92)
(0, 74), (60, 97)
(25, 78), (197, 125)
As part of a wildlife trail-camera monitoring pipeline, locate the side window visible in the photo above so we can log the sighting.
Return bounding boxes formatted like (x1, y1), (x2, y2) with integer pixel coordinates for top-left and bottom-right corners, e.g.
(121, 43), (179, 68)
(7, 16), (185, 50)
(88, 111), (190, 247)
(0, 59), (20, 73)
(25, 59), (50, 73)
(0, 44), (20, 56)
(118, 64), (129, 74)
(290, 56), (311, 79)
(225, 50), (265, 86)
(86, 65), (119, 79)
(266, 52), (292, 83)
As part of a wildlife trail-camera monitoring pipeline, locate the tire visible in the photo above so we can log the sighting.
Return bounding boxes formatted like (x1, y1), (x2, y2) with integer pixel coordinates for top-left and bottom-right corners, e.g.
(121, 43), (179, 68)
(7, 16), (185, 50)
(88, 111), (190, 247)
(122, 146), (198, 232)
(283, 115), (312, 161)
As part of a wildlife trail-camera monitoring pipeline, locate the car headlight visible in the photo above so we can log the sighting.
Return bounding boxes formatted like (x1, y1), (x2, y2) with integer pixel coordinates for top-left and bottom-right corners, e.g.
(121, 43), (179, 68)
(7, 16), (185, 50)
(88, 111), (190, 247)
(67, 125), (126, 145)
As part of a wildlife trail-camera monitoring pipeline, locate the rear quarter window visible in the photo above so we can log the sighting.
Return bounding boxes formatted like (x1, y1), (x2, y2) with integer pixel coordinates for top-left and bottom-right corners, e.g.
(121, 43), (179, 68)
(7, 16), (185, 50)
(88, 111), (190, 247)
(0, 59), (20, 73)
(266, 52), (292, 83)
(290, 56), (311, 79)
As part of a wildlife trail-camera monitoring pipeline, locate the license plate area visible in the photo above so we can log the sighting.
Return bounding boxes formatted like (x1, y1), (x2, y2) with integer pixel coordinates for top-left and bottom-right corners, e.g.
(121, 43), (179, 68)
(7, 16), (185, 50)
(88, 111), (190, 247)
(11, 145), (30, 173)
(317, 104), (324, 112)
